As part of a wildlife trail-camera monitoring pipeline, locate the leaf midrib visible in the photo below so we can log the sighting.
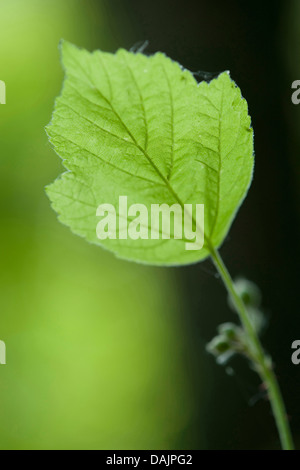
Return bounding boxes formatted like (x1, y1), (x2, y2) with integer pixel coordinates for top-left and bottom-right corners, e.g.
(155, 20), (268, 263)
(68, 51), (222, 250)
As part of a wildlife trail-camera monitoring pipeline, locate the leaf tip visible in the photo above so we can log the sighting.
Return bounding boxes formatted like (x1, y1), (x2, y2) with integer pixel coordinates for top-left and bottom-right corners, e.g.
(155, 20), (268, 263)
(59, 39), (85, 71)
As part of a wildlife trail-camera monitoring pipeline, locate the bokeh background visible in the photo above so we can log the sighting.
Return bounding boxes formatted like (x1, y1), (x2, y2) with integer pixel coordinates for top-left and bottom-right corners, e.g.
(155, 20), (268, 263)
(0, 0), (299, 450)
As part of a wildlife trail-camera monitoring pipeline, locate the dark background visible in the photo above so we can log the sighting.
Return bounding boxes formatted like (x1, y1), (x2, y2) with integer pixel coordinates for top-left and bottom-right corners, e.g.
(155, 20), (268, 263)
(105, 0), (300, 449)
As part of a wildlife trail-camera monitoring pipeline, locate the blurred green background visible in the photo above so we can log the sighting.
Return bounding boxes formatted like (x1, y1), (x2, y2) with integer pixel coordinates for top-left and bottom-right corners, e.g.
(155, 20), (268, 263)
(0, 0), (200, 450)
(0, 0), (300, 450)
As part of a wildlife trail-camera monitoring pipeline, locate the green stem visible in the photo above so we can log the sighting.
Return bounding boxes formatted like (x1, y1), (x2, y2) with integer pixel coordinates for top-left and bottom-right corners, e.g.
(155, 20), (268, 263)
(210, 247), (294, 451)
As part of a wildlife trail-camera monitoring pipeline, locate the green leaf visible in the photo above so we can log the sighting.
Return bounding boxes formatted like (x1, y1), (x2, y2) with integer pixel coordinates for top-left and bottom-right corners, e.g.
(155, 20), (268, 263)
(46, 41), (254, 266)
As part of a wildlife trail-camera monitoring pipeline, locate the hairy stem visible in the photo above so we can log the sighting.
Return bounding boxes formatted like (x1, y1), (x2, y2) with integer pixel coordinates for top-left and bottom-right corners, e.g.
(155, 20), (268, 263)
(210, 247), (294, 450)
